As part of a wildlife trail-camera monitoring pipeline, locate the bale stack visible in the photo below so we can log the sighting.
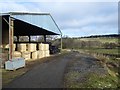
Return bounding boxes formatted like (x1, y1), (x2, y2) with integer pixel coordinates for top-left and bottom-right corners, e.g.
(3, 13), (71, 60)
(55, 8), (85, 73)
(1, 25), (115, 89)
(45, 50), (50, 57)
(32, 51), (38, 59)
(18, 44), (26, 52)
(28, 43), (37, 60)
(38, 43), (50, 58)
(28, 43), (36, 52)
(38, 50), (45, 58)
(13, 51), (21, 59)
(22, 51), (31, 60)
(4, 44), (16, 51)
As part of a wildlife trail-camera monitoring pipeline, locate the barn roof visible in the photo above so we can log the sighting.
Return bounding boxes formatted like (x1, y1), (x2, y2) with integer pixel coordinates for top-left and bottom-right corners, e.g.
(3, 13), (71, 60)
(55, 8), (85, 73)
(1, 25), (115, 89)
(1, 12), (61, 36)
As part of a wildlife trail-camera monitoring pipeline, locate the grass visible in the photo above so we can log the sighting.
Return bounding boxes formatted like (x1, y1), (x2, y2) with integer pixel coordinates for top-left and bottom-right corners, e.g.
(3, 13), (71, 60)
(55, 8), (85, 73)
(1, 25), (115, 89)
(65, 72), (118, 88)
(64, 37), (119, 88)
(78, 48), (119, 72)
(2, 68), (27, 86)
(64, 50), (119, 89)
(80, 37), (118, 44)
(78, 48), (118, 55)
(81, 73), (118, 88)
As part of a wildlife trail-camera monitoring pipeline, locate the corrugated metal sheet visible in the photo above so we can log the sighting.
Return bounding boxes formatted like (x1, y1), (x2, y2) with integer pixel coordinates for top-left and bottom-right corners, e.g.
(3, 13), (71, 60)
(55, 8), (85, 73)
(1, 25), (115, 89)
(10, 12), (61, 35)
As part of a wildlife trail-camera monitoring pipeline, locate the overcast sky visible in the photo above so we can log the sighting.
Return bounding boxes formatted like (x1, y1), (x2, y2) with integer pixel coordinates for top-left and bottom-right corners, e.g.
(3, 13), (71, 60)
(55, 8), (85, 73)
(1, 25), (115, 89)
(0, 0), (118, 37)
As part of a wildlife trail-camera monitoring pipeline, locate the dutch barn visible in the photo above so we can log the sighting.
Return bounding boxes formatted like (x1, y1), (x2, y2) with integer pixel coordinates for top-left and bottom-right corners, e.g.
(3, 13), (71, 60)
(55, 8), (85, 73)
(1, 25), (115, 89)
(0, 12), (62, 70)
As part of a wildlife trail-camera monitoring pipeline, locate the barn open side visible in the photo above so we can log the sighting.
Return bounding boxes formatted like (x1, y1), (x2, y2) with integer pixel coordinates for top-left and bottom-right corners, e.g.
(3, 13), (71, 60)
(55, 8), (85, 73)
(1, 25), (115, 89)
(1, 12), (62, 69)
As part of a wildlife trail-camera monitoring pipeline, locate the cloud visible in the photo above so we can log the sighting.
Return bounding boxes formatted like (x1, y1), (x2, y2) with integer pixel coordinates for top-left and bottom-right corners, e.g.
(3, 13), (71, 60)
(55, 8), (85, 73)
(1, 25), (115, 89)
(59, 12), (117, 29)
(0, 0), (119, 2)
(0, 2), (29, 12)
(0, 1), (118, 37)
(0, 2), (41, 13)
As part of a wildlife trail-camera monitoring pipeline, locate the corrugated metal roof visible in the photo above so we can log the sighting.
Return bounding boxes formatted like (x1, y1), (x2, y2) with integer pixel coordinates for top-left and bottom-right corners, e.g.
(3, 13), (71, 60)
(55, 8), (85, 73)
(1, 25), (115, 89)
(1, 12), (62, 35)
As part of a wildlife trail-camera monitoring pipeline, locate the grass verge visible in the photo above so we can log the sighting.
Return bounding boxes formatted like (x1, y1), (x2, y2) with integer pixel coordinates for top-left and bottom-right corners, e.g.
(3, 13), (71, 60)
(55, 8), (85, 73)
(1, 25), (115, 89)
(64, 51), (119, 89)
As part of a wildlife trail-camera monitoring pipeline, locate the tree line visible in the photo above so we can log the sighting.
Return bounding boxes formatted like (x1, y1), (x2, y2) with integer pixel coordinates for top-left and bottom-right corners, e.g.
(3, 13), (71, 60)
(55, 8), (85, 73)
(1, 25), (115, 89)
(52, 37), (119, 49)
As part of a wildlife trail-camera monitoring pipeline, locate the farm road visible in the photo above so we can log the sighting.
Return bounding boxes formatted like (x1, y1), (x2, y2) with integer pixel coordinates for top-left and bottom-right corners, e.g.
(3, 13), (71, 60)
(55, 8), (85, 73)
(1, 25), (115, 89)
(3, 51), (107, 88)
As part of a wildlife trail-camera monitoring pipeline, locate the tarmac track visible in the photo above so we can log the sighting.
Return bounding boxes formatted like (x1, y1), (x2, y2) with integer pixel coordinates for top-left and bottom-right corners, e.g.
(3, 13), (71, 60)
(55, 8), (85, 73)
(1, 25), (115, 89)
(3, 51), (107, 88)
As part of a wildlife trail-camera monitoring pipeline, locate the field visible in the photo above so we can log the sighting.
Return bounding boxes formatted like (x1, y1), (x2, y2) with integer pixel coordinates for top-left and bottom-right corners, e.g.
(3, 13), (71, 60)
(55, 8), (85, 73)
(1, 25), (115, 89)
(78, 37), (119, 57)
(63, 36), (119, 88)
(80, 37), (118, 44)
(79, 48), (118, 54)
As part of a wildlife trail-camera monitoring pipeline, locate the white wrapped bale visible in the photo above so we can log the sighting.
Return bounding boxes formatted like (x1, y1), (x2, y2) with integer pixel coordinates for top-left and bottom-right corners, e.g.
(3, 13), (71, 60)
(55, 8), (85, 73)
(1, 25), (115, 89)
(39, 43), (44, 50)
(22, 51), (31, 60)
(44, 44), (49, 51)
(13, 51), (21, 59)
(28, 44), (36, 52)
(39, 43), (49, 50)
(0, 45), (3, 48)
(13, 51), (21, 57)
(4, 44), (9, 48)
(4, 44), (16, 51)
(38, 50), (45, 58)
(18, 44), (26, 52)
(32, 51), (38, 59)
(45, 50), (50, 57)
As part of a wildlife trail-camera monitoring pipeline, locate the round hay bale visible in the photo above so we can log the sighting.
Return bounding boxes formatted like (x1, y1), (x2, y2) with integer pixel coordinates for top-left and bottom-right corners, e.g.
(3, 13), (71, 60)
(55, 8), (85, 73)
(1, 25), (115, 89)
(28, 43), (36, 52)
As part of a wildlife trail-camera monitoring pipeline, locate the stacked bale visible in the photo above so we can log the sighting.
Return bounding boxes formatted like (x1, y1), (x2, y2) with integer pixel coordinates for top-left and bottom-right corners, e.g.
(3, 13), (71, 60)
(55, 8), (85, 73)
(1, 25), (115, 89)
(28, 43), (36, 52)
(45, 50), (50, 57)
(38, 43), (50, 58)
(28, 43), (37, 60)
(22, 51), (31, 60)
(17, 44), (31, 60)
(38, 50), (45, 58)
(39, 43), (45, 51)
(32, 51), (38, 59)
(13, 51), (21, 59)
(18, 44), (26, 52)
(4, 44), (16, 51)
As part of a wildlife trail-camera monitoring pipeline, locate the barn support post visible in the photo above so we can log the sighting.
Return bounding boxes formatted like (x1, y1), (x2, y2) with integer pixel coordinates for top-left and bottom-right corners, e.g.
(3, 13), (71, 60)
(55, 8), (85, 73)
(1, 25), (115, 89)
(44, 35), (46, 43)
(16, 36), (19, 42)
(28, 35), (31, 43)
(16, 36), (19, 51)
(60, 34), (62, 52)
(9, 16), (14, 60)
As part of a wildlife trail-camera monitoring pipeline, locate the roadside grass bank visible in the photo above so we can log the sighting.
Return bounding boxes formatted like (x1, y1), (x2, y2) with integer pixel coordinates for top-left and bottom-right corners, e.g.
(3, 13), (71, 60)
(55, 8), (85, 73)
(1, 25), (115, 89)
(64, 51), (119, 89)
(2, 50), (69, 87)
(78, 48), (119, 76)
